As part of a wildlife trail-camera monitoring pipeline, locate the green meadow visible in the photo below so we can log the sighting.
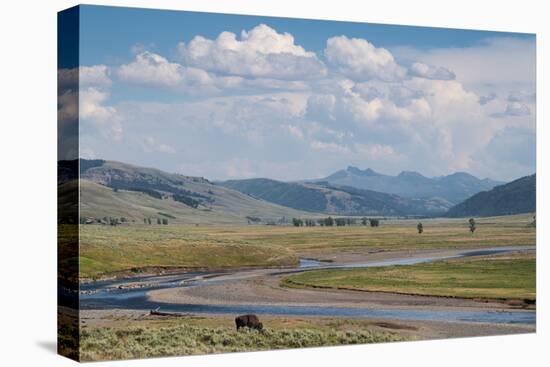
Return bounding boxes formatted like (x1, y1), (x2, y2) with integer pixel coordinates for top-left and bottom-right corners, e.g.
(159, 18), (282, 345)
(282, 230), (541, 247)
(282, 253), (536, 301)
(76, 214), (535, 280)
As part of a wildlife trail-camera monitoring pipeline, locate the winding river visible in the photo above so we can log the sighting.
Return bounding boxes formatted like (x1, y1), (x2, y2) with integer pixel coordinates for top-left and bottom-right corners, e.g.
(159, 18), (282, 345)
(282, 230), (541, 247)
(77, 246), (536, 325)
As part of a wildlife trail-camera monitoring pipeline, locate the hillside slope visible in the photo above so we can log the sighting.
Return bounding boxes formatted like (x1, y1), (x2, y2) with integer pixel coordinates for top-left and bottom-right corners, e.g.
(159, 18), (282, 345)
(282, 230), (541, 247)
(445, 174), (536, 217)
(63, 159), (315, 224)
(220, 178), (451, 216)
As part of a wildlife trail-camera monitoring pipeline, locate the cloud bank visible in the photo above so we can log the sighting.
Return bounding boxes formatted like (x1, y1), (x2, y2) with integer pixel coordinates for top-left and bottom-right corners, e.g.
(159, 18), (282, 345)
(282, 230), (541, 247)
(72, 24), (535, 182)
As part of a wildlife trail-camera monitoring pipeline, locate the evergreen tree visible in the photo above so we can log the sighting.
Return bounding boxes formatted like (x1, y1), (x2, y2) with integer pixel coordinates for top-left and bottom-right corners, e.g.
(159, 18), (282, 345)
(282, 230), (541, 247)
(468, 218), (476, 234)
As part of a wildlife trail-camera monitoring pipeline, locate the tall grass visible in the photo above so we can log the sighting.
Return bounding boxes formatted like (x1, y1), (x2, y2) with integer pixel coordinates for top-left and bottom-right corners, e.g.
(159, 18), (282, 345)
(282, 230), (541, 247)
(80, 324), (404, 361)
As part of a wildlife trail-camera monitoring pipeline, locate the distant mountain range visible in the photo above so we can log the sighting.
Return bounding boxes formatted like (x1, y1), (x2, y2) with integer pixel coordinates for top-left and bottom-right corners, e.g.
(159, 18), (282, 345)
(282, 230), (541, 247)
(220, 179), (451, 216)
(58, 159), (535, 221)
(445, 175), (536, 217)
(310, 166), (503, 204)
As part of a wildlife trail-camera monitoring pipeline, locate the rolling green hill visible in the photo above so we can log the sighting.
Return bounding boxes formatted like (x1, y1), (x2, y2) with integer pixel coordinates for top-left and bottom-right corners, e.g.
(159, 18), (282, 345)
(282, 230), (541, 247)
(445, 174), (536, 217)
(60, 159), (315, 224)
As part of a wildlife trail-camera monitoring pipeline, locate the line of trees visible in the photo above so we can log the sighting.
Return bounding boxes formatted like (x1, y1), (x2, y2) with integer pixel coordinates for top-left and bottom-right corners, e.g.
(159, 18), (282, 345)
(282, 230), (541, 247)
(289, 217), (481, 235)
(143, 217), (168, 225)
(80, 216), (128, 225)
(80, 216), (171, 226)
(291, 217), (381, 227)
(173, 194), (200, 208)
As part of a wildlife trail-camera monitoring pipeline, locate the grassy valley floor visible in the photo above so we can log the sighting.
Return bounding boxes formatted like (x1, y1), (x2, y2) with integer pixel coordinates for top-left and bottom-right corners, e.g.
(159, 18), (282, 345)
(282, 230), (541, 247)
(282, 252), (535, 302)
(70, 214), (536, 360)
(75, 214), (536, 280)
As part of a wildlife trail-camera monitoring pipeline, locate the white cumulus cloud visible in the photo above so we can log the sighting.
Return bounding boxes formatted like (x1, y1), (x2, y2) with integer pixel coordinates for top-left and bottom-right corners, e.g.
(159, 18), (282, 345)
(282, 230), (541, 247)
(80, 65), (112, 87)
(324, 36), (406, 81)
(80, 87), (122, 139)
(58, 65), (112, 90)
(117, 52), (183, 87)
(177, 24), (326, 80)
(76, 28), (535, 181)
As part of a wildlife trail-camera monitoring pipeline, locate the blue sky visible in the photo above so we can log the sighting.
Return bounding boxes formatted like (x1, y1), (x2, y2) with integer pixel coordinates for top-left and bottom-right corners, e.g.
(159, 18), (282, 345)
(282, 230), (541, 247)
(79, 5), (533, 63)
(59, 5), (536, 181)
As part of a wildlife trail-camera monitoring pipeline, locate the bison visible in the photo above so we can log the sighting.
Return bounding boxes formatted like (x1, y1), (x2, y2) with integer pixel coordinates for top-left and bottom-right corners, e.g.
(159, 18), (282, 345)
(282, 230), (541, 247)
(235, 314), (263, 331)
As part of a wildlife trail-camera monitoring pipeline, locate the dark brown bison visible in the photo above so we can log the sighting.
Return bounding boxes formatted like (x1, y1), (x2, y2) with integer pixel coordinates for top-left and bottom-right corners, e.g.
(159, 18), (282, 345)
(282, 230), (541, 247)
(235, 314), (263, 331)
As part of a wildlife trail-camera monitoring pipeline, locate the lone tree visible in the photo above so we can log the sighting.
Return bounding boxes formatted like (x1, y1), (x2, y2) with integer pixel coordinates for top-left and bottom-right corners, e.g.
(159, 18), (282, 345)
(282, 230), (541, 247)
(361, 217), (368, 226)
(369, 218), (380, 227)
(468, 218), (476, 234)
(417, 222), (423, 234)
(323, 216), (334, 227)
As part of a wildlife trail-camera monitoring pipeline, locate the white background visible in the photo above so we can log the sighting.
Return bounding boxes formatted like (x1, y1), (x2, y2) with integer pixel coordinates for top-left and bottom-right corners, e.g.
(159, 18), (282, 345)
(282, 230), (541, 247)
(0, 0), (547, 366)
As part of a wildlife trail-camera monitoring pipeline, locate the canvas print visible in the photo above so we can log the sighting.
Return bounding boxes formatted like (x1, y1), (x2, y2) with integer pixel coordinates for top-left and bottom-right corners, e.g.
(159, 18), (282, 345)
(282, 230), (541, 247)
(58, 5), (536, 362)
